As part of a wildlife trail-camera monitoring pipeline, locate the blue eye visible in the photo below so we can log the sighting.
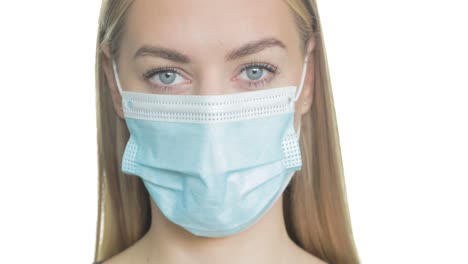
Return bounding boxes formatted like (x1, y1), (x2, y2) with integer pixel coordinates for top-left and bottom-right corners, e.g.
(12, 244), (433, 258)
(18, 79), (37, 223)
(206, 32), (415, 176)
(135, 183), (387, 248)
(239, 63), (278, 81)
(144, 67), (186, 86)
(245, 66), (264, 80)
(159, 71), (177, 84)
(238, 63), (278, 89)
(142, 67), (192, 93)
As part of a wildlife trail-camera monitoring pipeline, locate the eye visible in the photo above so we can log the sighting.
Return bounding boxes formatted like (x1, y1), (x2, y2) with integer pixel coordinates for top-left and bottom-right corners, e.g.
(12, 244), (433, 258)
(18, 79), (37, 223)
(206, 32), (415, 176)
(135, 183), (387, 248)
(158, 71), (177, 84)
(142, 67), (192, 94)
(240, 65), (267, 80)
(237, 63), (279, 89)
(144, 67), (189, 86)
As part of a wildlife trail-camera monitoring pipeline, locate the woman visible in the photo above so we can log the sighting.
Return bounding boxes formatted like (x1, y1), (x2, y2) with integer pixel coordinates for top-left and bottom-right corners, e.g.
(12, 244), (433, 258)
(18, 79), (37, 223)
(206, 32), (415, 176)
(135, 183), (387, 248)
(93, 0), (360, 263)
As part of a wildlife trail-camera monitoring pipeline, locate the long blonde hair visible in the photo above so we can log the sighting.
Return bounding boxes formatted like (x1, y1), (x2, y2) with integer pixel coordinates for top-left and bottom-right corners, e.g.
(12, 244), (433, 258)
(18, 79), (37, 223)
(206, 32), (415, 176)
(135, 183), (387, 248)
(94, 0), (360, 263)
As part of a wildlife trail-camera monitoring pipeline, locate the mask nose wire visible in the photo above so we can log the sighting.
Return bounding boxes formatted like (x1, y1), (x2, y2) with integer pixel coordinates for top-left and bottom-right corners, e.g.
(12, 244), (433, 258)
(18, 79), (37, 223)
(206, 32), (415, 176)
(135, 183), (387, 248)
(112, 59), (124, 94)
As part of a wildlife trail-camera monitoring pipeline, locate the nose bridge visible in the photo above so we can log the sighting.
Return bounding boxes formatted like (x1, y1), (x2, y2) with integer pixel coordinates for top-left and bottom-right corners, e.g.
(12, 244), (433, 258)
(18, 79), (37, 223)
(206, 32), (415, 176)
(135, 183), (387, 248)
(195, 64), (230, 96)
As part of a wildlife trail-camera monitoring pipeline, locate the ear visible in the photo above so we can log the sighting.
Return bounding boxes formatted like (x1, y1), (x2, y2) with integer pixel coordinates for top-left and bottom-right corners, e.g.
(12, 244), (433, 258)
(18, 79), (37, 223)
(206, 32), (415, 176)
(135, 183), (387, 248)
(299, 37), (316, 115)
(100, 44), (125, 119)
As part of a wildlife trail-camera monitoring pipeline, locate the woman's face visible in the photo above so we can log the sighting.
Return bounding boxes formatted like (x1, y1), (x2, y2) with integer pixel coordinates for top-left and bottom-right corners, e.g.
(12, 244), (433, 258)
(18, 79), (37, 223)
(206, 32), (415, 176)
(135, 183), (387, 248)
(103, 0), (315, 126)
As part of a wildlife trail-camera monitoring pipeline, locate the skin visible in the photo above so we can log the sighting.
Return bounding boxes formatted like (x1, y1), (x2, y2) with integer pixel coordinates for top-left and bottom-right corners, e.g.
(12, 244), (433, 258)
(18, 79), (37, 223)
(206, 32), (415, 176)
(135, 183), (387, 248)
(101, 0), (323, 263)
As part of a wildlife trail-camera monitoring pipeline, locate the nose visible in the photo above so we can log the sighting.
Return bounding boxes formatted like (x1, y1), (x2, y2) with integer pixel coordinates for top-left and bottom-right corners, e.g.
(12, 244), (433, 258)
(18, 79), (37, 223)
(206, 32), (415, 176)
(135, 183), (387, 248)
(194, 66), (237, 96)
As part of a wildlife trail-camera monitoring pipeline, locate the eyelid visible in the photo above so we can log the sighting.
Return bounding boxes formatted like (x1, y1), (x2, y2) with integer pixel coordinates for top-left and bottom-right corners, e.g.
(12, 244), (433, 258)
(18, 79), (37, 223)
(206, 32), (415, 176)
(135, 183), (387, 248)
(143, 66), (185, 79)
(239, 62), (278, 73)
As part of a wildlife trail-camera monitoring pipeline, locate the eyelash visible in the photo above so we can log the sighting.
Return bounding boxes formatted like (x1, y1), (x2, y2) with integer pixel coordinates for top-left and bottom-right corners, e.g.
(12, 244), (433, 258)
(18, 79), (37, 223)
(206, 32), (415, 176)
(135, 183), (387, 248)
(142, 62), (279, 92)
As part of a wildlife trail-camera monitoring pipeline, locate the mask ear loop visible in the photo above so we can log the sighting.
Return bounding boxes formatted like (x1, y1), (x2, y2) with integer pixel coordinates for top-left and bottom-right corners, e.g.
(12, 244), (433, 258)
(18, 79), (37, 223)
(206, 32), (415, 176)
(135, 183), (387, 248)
(294, 50), (311, 139)
(293, 52), (310, 103)
(112, 59), (124, 94)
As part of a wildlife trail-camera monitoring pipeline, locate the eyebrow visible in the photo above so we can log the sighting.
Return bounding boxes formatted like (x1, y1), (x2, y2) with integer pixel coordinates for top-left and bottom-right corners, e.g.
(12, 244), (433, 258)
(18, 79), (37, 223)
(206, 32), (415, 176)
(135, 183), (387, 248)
(133, 37), (287, 63)
(134, 45), (190, 63)
(226, 37), (287, 61)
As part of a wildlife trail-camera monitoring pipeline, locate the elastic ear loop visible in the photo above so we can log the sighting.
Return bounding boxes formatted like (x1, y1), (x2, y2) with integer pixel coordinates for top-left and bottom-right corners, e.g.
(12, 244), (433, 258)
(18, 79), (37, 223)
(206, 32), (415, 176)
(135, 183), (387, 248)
(112, 59), (124, 94)
(294, 51), (311, 139)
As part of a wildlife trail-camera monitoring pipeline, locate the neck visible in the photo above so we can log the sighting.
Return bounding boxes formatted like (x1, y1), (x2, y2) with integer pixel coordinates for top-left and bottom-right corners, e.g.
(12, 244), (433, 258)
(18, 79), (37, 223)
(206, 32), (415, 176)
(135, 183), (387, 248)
(142, 195), (296, 264)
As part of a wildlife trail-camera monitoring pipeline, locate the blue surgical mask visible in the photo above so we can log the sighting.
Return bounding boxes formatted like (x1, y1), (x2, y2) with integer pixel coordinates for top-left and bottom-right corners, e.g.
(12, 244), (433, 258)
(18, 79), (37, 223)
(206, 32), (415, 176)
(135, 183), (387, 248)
(112, 54), (309, 237)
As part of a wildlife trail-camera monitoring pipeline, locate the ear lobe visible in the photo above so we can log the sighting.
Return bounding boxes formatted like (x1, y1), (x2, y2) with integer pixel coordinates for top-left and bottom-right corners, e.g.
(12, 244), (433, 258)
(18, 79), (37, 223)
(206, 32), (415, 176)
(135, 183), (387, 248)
(306, 36), (316, 54)
(100, 44), (125, 119)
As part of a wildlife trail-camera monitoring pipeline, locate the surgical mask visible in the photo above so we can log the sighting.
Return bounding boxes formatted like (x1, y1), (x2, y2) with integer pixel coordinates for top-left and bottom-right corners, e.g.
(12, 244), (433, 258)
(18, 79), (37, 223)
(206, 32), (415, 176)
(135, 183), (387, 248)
(112, 53), (309, 237)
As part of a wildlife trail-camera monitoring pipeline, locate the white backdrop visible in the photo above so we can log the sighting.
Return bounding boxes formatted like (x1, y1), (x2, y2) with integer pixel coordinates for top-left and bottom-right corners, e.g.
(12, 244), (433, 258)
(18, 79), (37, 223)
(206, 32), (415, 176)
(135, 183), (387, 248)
(0, 1), (466, 263)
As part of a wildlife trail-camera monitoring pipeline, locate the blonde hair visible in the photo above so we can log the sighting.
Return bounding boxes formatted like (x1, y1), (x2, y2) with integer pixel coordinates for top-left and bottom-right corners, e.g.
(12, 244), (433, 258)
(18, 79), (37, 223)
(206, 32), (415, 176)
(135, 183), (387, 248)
(94, 0), (360, 263)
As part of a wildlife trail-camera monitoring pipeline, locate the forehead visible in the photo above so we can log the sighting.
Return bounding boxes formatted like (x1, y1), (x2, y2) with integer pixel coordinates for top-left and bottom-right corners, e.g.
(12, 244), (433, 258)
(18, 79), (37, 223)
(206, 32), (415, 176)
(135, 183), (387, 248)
(122, 0), (300, 58)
